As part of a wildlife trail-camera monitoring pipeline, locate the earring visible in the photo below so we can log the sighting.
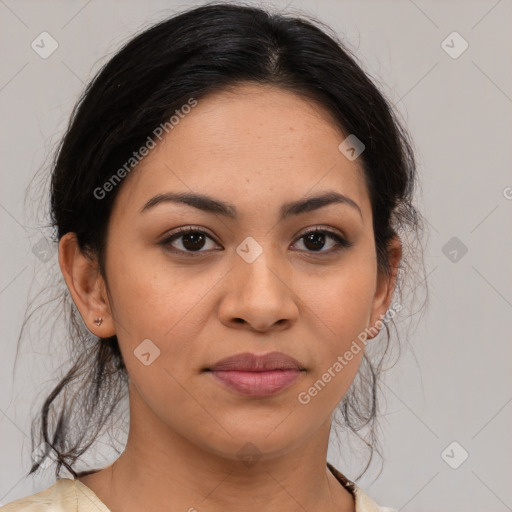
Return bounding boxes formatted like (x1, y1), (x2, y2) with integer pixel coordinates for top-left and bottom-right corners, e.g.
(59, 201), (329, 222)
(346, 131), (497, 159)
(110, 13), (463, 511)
(94, 317), (103, 326)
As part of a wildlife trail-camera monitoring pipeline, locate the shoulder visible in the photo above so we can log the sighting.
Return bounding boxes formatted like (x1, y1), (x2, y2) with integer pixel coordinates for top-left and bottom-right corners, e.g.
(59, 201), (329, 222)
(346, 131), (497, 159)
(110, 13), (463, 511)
(353, 486), (396, 512)
(1, 478), (111, 512)
(1, 478), (80, 512)
(327, 462), (396, 512)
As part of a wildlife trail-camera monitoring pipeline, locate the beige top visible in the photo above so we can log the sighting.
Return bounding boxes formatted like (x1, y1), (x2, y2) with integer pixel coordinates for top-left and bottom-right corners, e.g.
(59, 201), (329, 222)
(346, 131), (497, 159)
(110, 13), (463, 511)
(0, 463), (395, 512)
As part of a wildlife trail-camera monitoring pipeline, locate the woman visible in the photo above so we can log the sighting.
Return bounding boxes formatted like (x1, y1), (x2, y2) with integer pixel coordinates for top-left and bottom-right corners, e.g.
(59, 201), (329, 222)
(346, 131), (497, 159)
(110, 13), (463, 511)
(2, 2), (425, 511)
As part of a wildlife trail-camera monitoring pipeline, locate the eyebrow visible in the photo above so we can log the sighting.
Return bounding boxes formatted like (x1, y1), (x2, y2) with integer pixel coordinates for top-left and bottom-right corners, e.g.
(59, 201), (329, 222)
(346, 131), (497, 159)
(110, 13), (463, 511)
(140, 190), (362, 220)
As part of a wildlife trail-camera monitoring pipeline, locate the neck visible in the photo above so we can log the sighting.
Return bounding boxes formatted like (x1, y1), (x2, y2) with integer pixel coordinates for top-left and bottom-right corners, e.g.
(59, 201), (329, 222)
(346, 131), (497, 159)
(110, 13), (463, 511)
(79, 386), (355, 512)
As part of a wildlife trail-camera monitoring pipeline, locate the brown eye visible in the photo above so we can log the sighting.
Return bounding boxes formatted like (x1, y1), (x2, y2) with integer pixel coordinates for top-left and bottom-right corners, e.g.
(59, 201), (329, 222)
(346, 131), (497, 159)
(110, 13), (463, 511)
(293, 228), (352, 254)
(160, 227), (219, 254)
(181, 231), (207, 251)
(303, 231), (327, 251)
(160, 226), (352, 257)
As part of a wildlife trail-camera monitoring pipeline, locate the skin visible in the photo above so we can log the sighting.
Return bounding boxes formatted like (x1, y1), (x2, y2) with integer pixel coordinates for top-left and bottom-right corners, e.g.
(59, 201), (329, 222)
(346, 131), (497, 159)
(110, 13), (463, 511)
(59, 82), (401, 512)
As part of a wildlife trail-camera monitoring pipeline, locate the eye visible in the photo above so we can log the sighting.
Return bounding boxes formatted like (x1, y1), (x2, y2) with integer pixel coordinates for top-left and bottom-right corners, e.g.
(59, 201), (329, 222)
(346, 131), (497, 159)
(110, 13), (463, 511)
(292, 227), (353, 254)
(159, 226), (352, 256)
(159, 226), (219, 255)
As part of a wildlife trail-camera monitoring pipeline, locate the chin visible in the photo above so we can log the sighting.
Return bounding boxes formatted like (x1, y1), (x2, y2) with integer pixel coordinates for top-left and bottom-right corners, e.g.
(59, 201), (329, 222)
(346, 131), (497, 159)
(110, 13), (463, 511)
(186, 420), (312, 464)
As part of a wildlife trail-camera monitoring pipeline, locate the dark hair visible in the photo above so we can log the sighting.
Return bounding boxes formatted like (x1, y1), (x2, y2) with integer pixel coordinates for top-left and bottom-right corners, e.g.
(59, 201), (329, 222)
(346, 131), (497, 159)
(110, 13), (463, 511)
(20, 0), (427, 481)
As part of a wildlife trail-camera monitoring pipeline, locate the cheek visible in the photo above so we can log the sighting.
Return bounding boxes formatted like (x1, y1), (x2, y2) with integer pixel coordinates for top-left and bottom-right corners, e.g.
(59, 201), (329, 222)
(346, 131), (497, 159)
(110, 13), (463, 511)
(298, 262), (376, 403)
(308, 260), (375, 340)
(105, 245), (218, 402)
(105, 243), (204, 338)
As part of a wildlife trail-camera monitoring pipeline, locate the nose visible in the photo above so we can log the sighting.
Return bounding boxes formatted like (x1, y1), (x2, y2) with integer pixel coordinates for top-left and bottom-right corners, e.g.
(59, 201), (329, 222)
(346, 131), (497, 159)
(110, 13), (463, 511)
(217, 247), (299, 333)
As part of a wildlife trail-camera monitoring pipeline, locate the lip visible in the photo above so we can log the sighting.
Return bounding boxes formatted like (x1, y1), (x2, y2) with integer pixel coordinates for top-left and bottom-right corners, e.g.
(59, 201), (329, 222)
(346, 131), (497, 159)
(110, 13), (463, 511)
(206, 351), (305, 397)
(209, 351), (305, 372)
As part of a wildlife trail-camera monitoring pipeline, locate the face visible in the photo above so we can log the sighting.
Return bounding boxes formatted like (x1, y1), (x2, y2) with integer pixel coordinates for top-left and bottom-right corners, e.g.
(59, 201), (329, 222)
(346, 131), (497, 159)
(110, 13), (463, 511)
(61, 82), (400, 463)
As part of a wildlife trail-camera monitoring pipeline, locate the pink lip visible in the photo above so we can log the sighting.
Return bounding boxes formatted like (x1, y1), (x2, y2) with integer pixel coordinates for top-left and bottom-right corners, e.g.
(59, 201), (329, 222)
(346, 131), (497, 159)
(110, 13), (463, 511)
(207, 351), (305, 397)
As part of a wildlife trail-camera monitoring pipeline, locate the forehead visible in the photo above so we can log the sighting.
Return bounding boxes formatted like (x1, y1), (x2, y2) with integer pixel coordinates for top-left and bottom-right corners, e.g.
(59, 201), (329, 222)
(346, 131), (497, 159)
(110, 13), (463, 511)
(111, 83), (370, 222)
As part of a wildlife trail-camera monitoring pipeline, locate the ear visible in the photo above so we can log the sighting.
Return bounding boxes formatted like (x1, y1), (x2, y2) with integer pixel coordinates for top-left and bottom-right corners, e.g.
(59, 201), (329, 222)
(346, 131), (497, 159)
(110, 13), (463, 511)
(58, 232), (116, 338)
(367, 235), (402, 340)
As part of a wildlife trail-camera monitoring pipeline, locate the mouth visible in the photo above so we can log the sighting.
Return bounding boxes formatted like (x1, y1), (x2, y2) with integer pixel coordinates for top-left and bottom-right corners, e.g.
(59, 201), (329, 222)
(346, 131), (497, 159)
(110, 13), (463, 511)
(205, 351), (306, 397)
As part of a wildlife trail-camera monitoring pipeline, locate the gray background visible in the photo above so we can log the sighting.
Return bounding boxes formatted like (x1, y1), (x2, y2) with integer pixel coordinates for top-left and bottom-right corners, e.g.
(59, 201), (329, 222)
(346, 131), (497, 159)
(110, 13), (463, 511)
(1, 0), (511, 510)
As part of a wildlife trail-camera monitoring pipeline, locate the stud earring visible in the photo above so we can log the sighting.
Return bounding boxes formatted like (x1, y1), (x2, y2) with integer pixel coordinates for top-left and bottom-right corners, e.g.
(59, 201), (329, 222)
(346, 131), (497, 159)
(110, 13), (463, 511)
(94, 317), (103, 326)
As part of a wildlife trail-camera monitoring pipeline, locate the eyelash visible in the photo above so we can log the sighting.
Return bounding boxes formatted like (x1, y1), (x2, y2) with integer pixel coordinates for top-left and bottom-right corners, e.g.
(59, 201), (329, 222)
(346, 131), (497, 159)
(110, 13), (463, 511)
(159, 226), (353, 257)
